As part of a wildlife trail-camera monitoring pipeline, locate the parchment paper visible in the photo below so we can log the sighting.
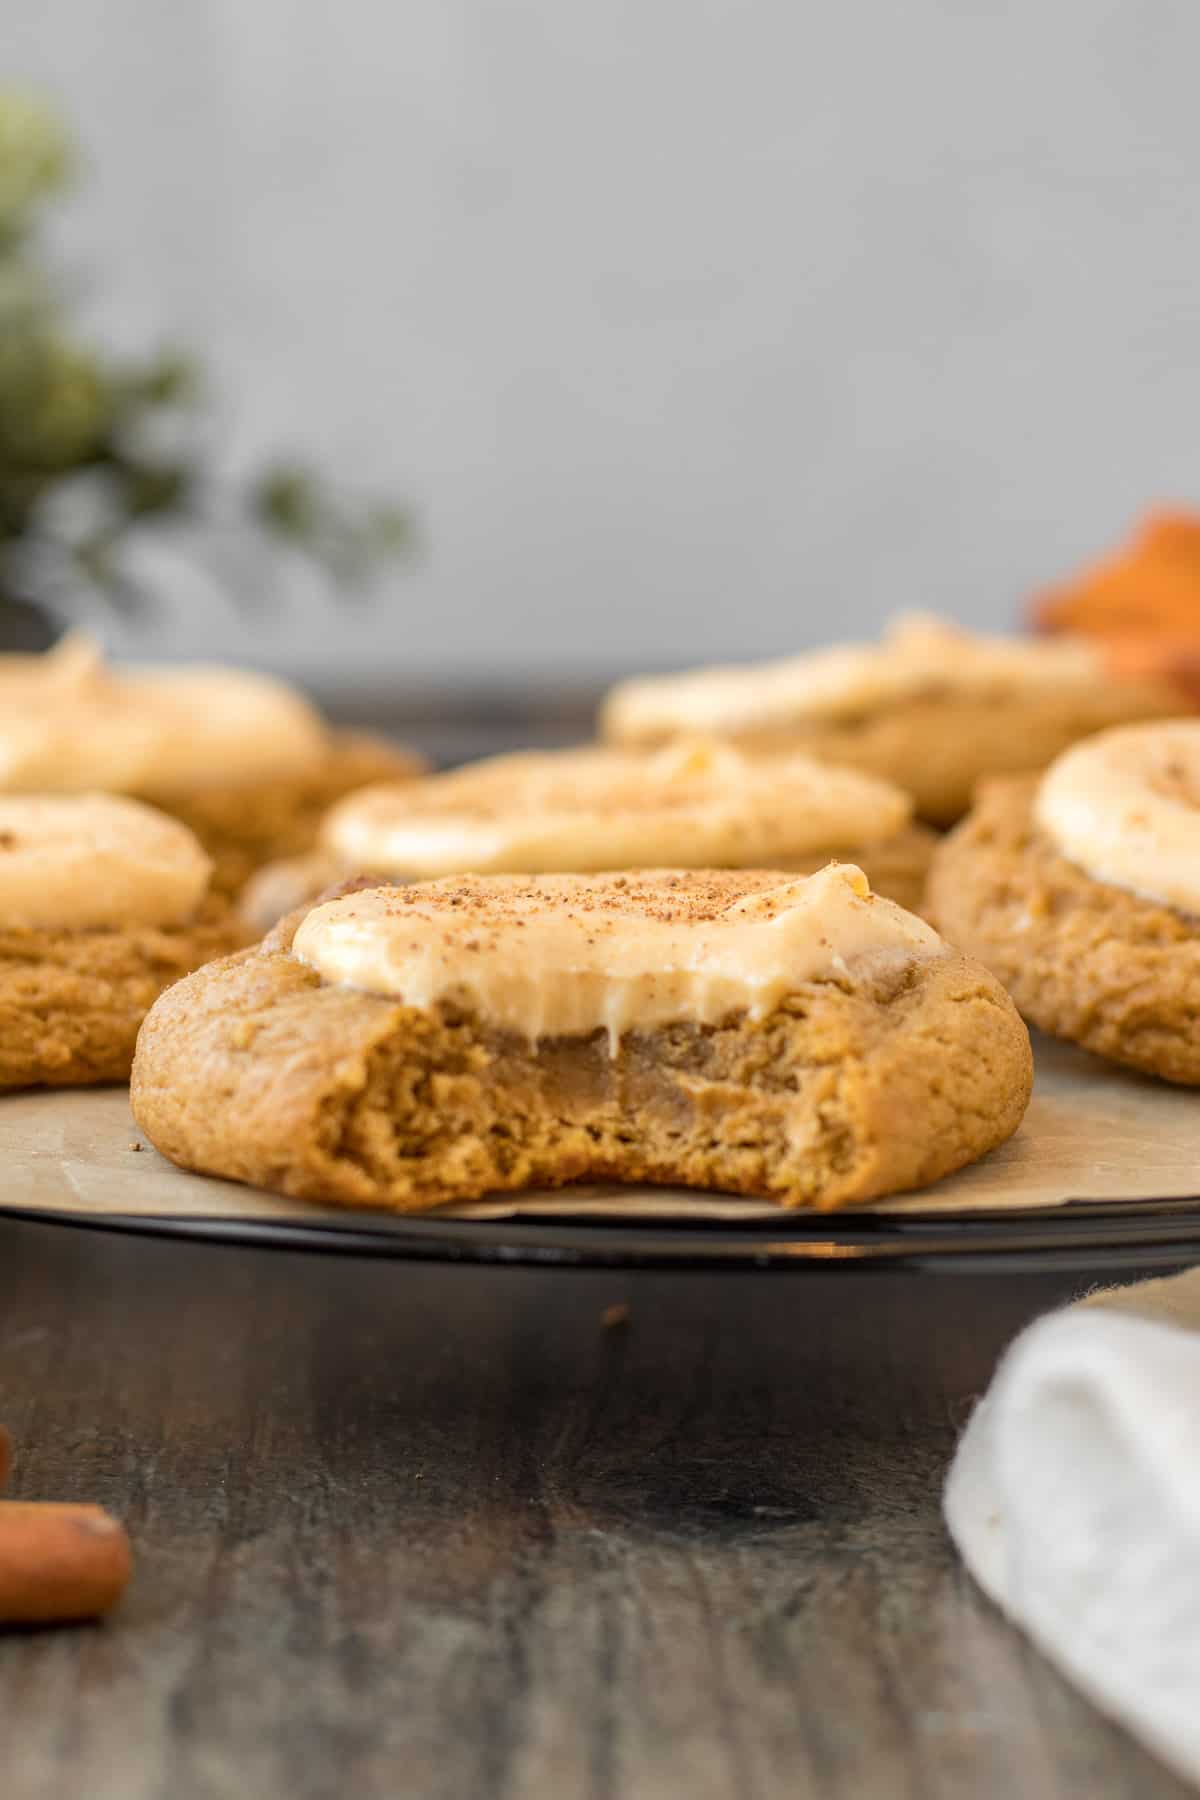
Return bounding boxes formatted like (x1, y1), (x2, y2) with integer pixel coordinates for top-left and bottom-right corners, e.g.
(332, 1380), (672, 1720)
(0, 1034), (1197, 1229)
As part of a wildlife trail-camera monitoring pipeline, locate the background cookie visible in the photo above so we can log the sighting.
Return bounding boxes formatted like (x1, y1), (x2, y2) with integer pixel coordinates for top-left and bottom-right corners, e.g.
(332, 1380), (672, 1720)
(241, 740), (938, 930)
(928, 774), (1200, 1084)
(0, 795), (248, 1089)
(602, 616), (1181, 825)
(0, 638), (426, 898)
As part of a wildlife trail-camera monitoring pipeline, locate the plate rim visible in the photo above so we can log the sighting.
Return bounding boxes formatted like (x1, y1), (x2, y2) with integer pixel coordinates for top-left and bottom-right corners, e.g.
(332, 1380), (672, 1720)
(6, 1192), (1200, 1275)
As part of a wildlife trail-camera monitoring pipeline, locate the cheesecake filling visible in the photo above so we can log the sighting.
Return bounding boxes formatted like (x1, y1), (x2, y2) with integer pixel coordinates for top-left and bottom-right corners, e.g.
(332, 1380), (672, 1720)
(292, 864), (944, 1050)
(1035, 720), (1200, 915)
(0, 633), (330, 794)
(322, 739), (911, 877)
(0, 794), (213, 929)
(602, 614), (1112, 742)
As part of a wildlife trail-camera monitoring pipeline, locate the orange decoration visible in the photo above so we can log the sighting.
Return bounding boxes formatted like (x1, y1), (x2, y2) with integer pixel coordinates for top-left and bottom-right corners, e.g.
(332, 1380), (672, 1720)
(0, 1502), (131, 1624)
(0, 1427), (132, 1624)
(1032, 509), (1200, 703)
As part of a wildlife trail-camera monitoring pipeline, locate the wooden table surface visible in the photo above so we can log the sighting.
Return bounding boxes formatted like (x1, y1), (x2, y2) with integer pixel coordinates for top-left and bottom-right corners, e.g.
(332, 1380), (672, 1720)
(0, 1216), (1190, 1800)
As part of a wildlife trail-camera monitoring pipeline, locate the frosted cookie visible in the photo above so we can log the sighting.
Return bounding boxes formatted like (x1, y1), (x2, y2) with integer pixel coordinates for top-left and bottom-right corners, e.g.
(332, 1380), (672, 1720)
(0, 794), (247, 1088)
(0, 635), (426, 895)
(239, 738), (938, 931)
(601, 614), (1180, 825)
(927, 720), (1200, 1083)
(132, 865), (1031, 1214)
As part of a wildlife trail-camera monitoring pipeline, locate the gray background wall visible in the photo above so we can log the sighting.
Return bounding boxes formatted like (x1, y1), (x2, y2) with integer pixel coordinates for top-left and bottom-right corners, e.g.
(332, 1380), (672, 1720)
(11, 0), (1200, 683)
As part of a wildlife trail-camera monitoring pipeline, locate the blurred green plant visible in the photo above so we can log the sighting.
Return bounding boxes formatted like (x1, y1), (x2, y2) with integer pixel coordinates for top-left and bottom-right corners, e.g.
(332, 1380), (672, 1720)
(0, 91), (415, 642)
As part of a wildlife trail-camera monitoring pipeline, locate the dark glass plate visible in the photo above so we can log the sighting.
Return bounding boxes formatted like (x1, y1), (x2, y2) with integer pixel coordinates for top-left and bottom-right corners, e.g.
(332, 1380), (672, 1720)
(5, 1194), (1200, 1275)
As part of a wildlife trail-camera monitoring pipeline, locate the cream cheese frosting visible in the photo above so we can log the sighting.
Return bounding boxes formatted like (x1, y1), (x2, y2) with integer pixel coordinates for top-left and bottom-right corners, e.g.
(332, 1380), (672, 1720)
(0, 794), (212, 929)
(1035, 720), (1200, 915)
(602, 615), (1111, 743)
(292, 864), (944, 1049)
(0, 633), (330, 794)
(322, 740), (912, 877)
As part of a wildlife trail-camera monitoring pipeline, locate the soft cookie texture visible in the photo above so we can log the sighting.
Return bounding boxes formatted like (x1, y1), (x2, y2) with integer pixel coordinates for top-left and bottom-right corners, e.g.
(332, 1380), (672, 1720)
(0, 902), (247, 1089)
(131, 890), (1031, 1214)
(0, 792), (249, 1088)
(927, 775), (1200, 1084)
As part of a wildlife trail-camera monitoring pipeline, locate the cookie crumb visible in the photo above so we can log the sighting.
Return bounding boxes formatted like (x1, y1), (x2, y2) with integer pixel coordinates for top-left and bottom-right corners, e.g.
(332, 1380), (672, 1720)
(128, 1141), (143, 1152)
(601, 1302), (630, 1330)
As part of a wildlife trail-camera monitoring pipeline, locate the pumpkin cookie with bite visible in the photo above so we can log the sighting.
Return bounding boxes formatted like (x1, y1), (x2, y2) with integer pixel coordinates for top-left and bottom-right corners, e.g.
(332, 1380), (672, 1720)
(133, 865), (1031, 1214)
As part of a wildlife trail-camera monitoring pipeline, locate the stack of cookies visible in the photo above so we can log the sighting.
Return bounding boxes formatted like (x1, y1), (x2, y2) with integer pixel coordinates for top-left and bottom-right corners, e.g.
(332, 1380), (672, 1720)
(6, 518), (1197, 1220)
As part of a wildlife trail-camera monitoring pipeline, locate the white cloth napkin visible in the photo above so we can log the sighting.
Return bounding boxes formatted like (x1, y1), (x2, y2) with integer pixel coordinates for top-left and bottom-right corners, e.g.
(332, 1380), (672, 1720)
(945, 1267), (1200, 1786)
